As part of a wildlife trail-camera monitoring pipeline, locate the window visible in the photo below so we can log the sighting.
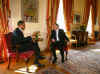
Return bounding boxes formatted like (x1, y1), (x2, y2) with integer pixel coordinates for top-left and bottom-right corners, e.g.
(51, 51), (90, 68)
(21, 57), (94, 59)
(57, 0), (66, 32)
(86, 6), (92, 36)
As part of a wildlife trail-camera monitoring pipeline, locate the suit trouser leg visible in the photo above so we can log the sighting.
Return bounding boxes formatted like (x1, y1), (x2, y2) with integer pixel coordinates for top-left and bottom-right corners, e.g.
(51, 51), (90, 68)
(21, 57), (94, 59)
(57, 42), (64, 61)
(33, 42), (40, 53)
(28, 41), (40, 63)
(58, 47), (64, 61)
(32, 46), (41, 64)
(32, 42), (41, 57)
(50, 44), (57, 60)
(65, 49), (68, 57)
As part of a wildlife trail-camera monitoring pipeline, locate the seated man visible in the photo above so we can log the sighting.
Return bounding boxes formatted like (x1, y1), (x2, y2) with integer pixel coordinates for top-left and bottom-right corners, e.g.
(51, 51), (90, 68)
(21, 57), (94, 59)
(12, 20), (45, 67)
(50, 23), (69, 64)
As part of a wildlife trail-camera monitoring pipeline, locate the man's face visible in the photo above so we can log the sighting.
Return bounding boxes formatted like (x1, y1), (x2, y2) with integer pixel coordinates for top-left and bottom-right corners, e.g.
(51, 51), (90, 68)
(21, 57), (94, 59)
(53, 24), (58, 30)
(19, 23), (25, 30)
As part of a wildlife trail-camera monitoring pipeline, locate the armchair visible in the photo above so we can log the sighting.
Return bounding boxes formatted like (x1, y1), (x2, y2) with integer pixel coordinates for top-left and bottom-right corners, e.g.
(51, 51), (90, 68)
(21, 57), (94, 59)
(66, 32), (77, 48)
(5, 32), (34, 73)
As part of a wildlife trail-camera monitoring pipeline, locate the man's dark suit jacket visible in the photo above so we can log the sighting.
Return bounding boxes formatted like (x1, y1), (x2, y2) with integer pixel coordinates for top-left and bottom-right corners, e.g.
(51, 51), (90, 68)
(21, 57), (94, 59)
(50, 29), (69, 47)
(12, 28), (32, 44)
(12, 28), (33, 52)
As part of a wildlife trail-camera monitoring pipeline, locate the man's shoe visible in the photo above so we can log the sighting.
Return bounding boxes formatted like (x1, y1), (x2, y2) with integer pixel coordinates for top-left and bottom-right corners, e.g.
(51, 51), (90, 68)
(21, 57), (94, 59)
(34, 62), (45, 67)
(52, 59), (57, 64)
(61, 59), (65, 63)
(37, 63), (45, 67)
(39, 56), (45, 60)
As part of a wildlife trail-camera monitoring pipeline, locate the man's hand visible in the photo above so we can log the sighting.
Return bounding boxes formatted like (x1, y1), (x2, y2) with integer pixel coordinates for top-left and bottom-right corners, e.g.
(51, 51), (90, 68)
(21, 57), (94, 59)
(32, 31), (40, 36)
(52, 39), (55, 42)
(32, 35), (36, 39)
(67, 42), (70, 45)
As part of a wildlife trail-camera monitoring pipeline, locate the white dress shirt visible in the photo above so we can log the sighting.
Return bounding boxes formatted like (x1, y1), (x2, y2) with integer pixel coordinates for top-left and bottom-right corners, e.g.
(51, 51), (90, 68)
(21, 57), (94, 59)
(56, 29), (59, 41)
(19, 27), (23, 32)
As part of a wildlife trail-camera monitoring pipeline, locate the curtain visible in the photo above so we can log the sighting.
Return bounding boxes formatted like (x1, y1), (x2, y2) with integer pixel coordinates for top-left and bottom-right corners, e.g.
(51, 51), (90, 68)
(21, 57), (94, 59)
(0, 0), (10, 61)
(91, 0), (97, 40)
(83, 0), (97, 40)
(63, 0), (73, 36)
(82, 0), (91, 25)
(46, 0), (60, 49)
(2, 0), (10, 33)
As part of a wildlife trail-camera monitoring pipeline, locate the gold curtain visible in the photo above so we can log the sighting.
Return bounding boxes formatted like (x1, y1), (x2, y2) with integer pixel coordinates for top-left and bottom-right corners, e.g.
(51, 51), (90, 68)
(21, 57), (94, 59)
(91, 0), (97, 40)
(0, 0), (10, 61)
(63, 0), (73, 36)
(82, 0), (91, 25)
(46, 0), (60, 49)
(82, 0), (97, 40)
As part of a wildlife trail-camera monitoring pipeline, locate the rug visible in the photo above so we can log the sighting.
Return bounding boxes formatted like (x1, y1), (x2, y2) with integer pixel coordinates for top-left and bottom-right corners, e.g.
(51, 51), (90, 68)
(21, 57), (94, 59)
(15, 42), (100, 74)
(37, 42), (100, 74)
(36, 67), (64, 74)
(57, 48), (100, 74)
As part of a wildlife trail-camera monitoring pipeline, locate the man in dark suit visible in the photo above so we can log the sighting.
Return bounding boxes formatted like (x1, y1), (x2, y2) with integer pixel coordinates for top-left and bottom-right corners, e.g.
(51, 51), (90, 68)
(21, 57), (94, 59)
(12, 20), (45, 67)
(50, 23), (69, 64)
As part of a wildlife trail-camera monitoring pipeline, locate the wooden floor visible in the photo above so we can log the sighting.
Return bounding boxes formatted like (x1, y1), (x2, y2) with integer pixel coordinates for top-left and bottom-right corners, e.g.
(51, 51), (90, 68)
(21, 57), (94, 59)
(0, 51), (70, 74)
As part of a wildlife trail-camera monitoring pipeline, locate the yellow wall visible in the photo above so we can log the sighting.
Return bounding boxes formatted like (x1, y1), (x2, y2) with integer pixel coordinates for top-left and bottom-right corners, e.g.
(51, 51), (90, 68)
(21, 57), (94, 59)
(71, 0), (86, 31)
(73, 0), (86, 17)
(10, 0), (47, 51)
(71, 0), (100, 32)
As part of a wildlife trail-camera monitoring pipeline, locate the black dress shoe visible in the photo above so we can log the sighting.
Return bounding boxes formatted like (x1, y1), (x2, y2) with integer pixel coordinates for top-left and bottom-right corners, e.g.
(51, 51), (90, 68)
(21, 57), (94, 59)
(52, 59), (57, 64)
(39, 56), (45, 59)
(37, 63), (45, 67)
(61, 59), (65, 63)
(34, 62), (45, 67)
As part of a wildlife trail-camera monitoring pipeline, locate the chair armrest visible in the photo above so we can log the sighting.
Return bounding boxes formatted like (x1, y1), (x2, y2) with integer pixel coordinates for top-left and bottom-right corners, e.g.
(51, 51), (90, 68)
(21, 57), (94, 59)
(71, 34), (77, 40)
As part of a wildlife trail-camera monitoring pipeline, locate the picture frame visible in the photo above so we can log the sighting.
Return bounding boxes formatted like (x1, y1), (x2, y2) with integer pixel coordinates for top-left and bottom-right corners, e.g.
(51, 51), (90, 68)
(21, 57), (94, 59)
(73, 14), (81, 24)
(22, 0), (39, 23)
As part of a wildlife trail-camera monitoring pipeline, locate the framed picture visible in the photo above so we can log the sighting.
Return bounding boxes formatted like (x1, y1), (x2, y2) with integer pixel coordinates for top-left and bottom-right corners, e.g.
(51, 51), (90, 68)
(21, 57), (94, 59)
(73, 14), (81, 24)
(22, 0), (39, 23)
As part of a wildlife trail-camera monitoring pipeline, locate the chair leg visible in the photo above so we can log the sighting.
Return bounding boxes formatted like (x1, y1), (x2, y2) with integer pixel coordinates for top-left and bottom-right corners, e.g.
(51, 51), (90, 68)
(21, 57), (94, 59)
(65, 51), (68, 60)
(7, 57), (11, 69)
(16, 52), (19, 62)
(49, 52), (53, 64)
(25, 58), (30, 73)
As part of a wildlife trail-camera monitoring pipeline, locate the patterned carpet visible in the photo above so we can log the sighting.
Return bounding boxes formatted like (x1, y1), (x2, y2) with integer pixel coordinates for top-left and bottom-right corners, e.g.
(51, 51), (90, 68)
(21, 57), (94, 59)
(37, 42), (100, 74)
(36, 67), (64, 74)
(57, 42), (100, 74)
(58, 50), (100, 74)
(14, 42), (100, 74)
